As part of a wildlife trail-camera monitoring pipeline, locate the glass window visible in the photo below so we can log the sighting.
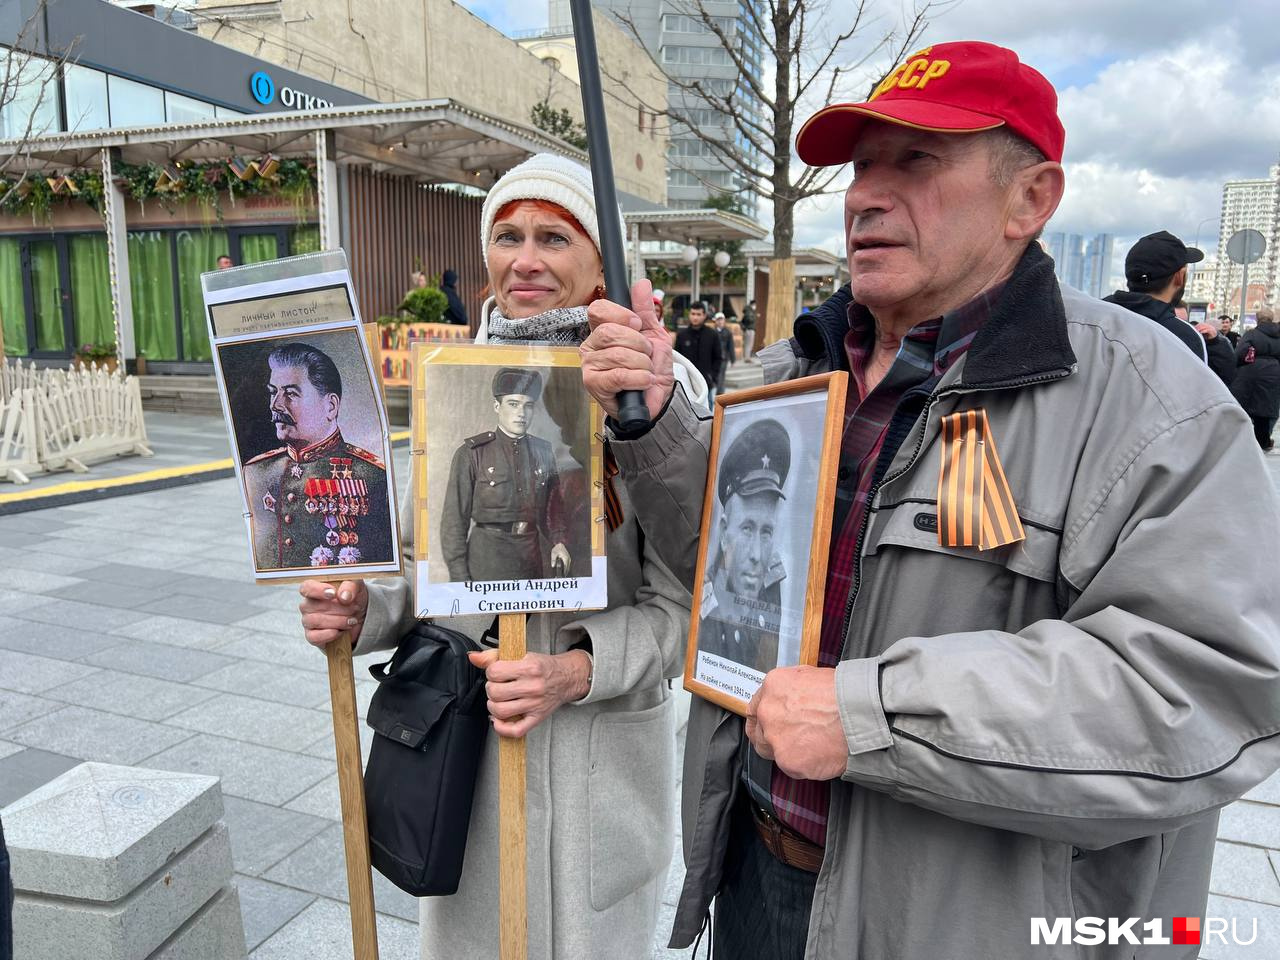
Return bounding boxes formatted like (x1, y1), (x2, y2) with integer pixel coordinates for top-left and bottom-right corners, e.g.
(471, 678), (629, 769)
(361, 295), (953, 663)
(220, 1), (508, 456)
(214, 104), (246, 118)
(174, 227), (227, 362)
(63, 64), (110, 132)
(29, 239), (64, 352)
(0, 48), (60, 138)
(127, 231), (176, 360)
(240, 233), (280, 265)
(290, 225), (321, 256)
(108, 74), (165, 127)
(69, 234), (113, 350)
(165, 91), (215, 124)
(0, 238), (24, 355)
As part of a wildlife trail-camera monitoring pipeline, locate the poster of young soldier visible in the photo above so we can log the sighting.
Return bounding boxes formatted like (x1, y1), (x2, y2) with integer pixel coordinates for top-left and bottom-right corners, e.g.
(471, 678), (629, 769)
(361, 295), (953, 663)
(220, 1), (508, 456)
(412, 342), (606, 617)
(685, 373), (847, 716)
(202, 252), (401, 582)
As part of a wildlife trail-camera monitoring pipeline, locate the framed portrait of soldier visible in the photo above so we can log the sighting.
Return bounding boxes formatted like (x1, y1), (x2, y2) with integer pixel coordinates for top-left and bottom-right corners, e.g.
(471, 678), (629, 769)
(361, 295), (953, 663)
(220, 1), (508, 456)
(412, 342), (606, 617)
(684, 373), (848, 716)
(202, 251), (402, 582)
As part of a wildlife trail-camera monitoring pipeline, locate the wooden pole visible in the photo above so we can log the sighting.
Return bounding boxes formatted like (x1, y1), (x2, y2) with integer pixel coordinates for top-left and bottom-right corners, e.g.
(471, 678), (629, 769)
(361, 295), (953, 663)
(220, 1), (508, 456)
(324, 630), (380, 960)
(498, 613), (528, 960)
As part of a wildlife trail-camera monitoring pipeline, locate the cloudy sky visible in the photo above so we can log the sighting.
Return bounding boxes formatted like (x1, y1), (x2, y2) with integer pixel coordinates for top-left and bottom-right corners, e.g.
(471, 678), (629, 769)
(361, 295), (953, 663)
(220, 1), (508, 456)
(462, 0), (1279, 281)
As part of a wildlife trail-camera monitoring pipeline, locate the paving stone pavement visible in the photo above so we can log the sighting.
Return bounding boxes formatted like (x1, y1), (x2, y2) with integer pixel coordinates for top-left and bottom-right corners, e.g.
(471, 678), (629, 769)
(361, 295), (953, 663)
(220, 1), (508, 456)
(0, 415), (1276, 958)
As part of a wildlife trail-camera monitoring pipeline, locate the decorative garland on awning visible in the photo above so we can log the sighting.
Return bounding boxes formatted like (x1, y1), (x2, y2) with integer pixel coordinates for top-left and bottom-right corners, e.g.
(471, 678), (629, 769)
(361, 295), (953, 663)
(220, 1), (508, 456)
(0, 156), (317, 224)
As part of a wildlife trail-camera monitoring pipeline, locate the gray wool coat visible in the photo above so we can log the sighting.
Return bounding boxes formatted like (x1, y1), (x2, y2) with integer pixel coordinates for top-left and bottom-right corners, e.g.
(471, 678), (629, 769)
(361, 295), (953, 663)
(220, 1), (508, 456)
(352, 312), (707, 959)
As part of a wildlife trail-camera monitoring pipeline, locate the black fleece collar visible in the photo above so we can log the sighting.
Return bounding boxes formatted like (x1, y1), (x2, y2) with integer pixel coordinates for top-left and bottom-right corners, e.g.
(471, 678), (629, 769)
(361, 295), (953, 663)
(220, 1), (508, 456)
(792, 243), (1076, 388)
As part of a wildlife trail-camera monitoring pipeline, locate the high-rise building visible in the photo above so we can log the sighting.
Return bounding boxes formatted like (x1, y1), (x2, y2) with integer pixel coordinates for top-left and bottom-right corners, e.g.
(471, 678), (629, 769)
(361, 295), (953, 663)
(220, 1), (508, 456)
(1044, 231), (1115, 297)
(1083, 234), (1115, 298)
(1215, 160), (1279, 310)
(551, 0), (765, 214)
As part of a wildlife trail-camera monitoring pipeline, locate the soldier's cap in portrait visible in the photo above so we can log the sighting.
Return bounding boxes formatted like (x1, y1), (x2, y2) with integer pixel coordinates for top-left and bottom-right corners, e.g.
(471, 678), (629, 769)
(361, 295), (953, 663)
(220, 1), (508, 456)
(718, 418), (791, 505)
(492, 367), (544, 401)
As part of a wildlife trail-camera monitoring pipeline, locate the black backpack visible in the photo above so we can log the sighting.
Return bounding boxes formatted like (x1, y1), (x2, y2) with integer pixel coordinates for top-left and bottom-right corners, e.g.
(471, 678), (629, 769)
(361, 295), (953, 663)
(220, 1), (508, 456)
(364, 621), (489, 896)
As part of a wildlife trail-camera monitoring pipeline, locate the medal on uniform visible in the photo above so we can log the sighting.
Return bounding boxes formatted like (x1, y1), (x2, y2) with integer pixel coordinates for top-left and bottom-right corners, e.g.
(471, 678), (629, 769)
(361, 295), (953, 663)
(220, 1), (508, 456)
(291, 464), (303, 479)
(326, 529), (340, 547)
(309, 546), (333, 566)
(337, 546), (362, 564)
(262, 492), (276, 513)
(305, 498), (317, 514)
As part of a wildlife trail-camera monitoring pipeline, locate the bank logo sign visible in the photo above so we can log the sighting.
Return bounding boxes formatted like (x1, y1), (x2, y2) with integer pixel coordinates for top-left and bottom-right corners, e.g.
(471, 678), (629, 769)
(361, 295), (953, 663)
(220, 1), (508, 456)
(247, 70), (335, 111)
(249, 71), (274, 105)
(1031, 916), (1258, 947)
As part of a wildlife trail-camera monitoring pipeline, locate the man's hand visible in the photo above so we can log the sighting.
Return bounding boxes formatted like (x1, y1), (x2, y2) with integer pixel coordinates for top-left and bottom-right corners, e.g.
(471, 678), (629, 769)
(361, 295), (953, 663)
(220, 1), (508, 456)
(745, 666), (847, 781)
(1194, 322), (1218, 340)
(298, 580), (368, 648)
(550, 543), (571, 574)
(582, 279), (676, 421)
(468, 649), (592, 738)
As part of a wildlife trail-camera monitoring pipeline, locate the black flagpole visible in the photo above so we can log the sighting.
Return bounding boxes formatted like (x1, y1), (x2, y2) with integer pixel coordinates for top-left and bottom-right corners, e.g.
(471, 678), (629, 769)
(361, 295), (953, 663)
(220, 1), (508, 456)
(568, 0), (650, 431)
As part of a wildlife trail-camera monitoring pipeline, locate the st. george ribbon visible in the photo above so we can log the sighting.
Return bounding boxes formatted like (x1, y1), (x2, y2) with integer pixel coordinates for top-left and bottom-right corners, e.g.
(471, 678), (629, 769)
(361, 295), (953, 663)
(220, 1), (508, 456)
(568, 0), (651, 432)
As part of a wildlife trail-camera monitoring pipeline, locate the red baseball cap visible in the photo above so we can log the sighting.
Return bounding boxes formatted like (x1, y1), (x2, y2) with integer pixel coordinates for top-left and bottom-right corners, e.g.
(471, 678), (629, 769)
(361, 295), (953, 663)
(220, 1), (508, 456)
(795, 41), (1065, 167)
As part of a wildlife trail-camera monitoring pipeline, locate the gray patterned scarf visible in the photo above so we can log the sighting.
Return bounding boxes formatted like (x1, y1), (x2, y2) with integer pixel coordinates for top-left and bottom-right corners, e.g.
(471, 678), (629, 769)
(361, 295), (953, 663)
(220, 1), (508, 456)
(486, 304), (590, 346)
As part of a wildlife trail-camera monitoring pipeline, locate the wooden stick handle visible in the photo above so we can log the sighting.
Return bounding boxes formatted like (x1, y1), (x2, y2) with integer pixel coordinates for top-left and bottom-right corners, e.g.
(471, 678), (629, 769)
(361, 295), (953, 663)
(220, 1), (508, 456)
(325, 631), (380, 960)
(498, 614), (528, 960)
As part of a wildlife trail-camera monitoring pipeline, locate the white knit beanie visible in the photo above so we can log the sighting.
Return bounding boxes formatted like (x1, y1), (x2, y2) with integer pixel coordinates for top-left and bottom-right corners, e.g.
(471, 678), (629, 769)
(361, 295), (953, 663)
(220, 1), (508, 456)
(480, 153), (625, 267)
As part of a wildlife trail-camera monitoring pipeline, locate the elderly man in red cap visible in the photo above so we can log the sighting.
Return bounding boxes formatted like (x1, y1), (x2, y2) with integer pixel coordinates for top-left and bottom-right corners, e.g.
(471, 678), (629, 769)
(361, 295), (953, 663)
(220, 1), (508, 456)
(581, 41), (1280, 960)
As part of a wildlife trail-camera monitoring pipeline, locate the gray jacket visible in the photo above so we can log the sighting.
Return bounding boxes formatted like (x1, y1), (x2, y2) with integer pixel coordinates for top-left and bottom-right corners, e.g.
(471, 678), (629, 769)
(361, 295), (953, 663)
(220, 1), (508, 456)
(611, 248), (1280, 959)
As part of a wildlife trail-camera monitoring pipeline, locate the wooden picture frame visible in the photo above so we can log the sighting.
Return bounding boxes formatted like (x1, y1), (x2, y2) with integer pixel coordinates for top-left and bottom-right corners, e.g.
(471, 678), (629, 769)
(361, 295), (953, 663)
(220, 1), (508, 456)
(411, 342), (607, 618)
(684, 371), (848, 716)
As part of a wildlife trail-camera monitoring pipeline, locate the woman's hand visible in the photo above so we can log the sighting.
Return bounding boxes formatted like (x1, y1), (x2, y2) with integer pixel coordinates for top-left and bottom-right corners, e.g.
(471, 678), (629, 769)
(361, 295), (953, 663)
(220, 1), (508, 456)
(298, 580), (369, 648)
(468, 649), (592, 738)
(582, 279), (675, 422)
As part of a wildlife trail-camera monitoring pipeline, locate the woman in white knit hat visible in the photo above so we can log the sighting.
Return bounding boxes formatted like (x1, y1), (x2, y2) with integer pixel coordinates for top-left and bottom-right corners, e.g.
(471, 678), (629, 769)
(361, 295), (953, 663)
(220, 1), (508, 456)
(298, 153), (705, 959)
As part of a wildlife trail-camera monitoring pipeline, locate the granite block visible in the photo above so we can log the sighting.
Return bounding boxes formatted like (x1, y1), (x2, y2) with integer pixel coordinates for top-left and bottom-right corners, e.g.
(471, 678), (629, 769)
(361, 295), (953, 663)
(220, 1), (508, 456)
(300, 719), (374, 763)
(221, 795), (330, 877)
(4, 705), (193, 765)
(230, 608), (307, 638)
(151, 885), (248, 960)
(43, 669), (219, 722)
(0, 551), (101, 574)
(16, 598), (149, 631)
(1210, 840), (1280, 906)
(0, 690), (61, 734)
(249, 896), (419, 960)
(0, 570), (85, 594)
(12, 822), (233, 960)
(167, 694), (331, 752)
(1244, 769), (1280, 806)
(0, 748), (81, 807)
(84, 638), (237, 683)
(1, 762), (222, 900)
(0, 738), (21, 760)
(62, 563), (191, 590)
(193, 660), (332, 709)
(0, 615), (124, 661)
(44, 579), (173, 612)
(109, 615), (255, 652)
(139, 594), (267, 626)
(0, 651), (99, 694)
(232, 875), (314, 952)
(1218, 800), (1280, 850)
(145, 734), (332, 806)
(216, 632), (328, 675)
(262, 823), (420, 922)
(282, 774), (340, 821)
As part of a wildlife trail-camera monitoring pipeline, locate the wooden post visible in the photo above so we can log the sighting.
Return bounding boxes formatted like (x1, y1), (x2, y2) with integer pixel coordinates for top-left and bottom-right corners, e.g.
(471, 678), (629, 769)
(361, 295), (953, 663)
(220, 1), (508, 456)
(324, 631), (380, 960)
(498, 614), (528, 960)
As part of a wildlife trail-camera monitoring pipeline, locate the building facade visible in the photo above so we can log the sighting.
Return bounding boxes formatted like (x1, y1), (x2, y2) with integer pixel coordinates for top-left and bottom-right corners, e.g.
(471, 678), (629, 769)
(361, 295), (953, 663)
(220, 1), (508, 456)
(191, 0), (667, 203)
(0, 0), (369, 366)
(553, 0), (764, 215)
(1215, 161), (1279, 311)
(1044, 231), (1115, 297)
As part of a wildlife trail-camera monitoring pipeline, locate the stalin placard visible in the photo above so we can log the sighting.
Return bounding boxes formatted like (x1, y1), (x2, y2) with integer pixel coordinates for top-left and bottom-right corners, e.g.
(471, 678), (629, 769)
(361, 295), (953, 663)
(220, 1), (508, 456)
(413, 343), (606, 617)
(202, 253), (401, 582)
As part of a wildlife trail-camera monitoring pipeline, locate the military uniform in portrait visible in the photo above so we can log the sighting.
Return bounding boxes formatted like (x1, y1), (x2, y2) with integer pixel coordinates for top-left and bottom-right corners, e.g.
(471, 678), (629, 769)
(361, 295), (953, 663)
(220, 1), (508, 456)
(244, 430), (391, 570)
(440, 368), (569, 582)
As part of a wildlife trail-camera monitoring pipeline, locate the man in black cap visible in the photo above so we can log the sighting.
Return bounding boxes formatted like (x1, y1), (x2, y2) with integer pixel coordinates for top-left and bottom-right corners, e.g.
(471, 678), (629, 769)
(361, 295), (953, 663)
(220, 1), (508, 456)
(441, 367), (570, 581)
(1104, 231), (1235, 384)
(700, 418), (790, 673)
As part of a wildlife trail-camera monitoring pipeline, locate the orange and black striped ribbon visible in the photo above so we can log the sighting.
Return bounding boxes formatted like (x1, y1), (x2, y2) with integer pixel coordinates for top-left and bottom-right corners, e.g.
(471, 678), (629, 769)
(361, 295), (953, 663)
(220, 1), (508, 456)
(602, 445), (623, 532)
(937, 409), (1025, 551)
